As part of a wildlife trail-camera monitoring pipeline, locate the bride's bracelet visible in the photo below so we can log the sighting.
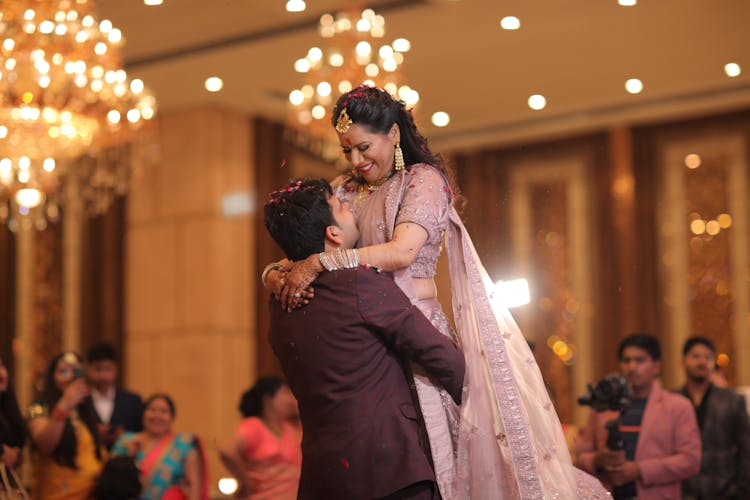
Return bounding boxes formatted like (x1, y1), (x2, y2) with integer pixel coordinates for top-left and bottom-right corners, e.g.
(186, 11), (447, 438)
(261, 262), (284, 286)
(318, 248), (360, 271)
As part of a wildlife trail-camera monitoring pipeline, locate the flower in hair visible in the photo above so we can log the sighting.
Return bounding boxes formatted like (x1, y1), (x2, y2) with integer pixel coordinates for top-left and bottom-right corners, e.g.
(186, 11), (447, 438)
(264, 180), (326, 206)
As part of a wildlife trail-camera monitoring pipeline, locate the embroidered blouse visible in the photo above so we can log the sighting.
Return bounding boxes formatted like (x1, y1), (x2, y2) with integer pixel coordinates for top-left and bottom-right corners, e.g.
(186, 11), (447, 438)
(336, 163), (451, 278)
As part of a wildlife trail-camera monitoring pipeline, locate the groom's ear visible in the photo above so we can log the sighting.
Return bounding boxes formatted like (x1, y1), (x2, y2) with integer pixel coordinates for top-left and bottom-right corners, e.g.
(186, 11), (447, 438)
(325, 225), (344, 247)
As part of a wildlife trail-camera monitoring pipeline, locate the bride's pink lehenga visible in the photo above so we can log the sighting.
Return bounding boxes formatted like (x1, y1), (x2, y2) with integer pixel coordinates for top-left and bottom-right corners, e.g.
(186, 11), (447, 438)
(337, 164), (609, 499)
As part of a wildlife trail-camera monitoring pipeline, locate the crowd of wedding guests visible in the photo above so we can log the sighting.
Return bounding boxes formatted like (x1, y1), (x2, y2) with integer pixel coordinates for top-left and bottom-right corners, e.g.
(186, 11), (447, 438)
(0, 343), (303, 500)
(1, 333), (747, 499)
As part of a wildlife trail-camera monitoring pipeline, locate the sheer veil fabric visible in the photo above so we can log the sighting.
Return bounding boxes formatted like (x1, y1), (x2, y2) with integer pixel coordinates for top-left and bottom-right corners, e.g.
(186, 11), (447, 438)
(338, 166), (609, 499)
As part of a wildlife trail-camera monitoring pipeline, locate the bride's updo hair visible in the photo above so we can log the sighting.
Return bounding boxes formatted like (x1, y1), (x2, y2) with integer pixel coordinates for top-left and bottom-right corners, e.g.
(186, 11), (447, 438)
(331, 85), (446, 174)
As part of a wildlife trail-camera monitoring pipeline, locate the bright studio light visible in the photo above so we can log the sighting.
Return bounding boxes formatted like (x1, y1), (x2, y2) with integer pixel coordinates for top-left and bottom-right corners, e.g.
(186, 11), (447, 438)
(493, 279), (531, 308)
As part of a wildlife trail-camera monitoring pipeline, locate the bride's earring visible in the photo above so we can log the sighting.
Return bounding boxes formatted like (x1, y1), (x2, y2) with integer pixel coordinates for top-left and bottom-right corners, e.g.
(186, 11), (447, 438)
(394, 143), (405, 171)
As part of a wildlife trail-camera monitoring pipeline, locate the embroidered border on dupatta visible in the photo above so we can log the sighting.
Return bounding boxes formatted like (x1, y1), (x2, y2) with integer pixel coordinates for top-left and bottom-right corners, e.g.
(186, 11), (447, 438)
(446, 208), (544, 499)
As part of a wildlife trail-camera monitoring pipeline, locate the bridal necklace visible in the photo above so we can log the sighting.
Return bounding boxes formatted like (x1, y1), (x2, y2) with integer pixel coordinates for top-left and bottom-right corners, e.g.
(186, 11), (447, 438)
(361, 167), (395, 192)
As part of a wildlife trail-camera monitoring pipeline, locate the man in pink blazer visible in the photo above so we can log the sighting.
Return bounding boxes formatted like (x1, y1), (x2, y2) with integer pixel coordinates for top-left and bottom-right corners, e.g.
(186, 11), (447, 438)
(576, 333), (701, 499)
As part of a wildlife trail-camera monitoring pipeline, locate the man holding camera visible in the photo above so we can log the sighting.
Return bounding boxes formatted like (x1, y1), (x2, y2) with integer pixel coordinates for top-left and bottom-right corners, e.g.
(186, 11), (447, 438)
(575, 333), (701, 500)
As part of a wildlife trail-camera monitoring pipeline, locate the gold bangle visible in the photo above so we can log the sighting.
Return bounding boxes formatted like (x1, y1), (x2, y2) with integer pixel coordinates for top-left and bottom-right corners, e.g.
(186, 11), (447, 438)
(260, 262), (283, 287)
(261, 262), (284, 286)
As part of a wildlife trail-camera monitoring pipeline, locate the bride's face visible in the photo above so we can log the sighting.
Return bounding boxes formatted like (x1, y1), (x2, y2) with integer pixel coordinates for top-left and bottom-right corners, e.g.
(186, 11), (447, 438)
(338, 123), (399, 185)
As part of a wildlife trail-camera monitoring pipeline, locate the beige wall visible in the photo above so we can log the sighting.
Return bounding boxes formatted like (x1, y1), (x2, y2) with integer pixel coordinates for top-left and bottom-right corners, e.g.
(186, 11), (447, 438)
(125, 107), (256, 491)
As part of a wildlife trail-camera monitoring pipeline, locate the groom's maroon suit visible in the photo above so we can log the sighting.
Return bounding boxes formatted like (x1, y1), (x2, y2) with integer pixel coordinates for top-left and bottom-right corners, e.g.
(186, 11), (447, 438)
(269, 266), (465, 499)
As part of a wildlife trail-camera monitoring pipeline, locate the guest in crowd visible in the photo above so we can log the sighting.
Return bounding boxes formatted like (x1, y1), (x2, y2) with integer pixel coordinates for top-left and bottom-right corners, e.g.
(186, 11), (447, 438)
(219, 377), (302, 500)
(0, 354), (26, 470)
(92, 455), (142, 500)
(28, 352), (104, 499)
(678, 336), (750, 500)
(86, 341), (143, 449)
(111, 393), (208, 500)
(576, 333), (701, 500)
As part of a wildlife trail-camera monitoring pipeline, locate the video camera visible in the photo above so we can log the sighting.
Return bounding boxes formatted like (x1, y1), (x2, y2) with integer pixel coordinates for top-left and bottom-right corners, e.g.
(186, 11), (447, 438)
(577, 374), (631, 451)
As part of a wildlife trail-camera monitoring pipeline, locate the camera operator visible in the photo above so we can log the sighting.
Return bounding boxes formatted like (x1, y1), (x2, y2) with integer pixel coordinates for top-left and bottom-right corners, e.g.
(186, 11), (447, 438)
(575, 333), (701, 500)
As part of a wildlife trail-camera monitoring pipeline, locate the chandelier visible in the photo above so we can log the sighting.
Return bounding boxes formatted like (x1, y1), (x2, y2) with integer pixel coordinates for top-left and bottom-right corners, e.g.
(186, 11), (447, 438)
(0, 0), (156, 230)
(287, 6), (418, 163)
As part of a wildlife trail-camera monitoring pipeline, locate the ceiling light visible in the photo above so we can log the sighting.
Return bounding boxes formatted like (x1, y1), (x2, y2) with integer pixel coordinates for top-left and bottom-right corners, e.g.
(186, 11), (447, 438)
(15, 188), (44, 208)
(204, 77), (223, 92)
(618, 0), (637, 5)
(724, 62), (742, 78)
(0, 0), (157, 229)
(500, 16), (521, 30)
(625, 78), (643, 94)
(288, 7), (417, 150)
(286, 0), (306, 13)
(392, 38), (411, 52)
(528, 94), (547, 110)
(144, 0), (163, 5)
(431, 111), (450, 127)
(289, 90), (305, 105)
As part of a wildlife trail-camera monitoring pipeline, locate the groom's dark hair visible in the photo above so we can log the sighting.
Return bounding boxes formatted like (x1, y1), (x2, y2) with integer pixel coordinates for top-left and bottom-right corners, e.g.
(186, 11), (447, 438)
(263, 178), (334, 261)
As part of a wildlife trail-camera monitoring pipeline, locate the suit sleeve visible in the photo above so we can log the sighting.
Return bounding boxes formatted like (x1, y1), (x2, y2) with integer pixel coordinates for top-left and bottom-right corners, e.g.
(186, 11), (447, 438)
(354, 268), (465, 404)
(638, 397), (701, 485)
(735, 394), (750, 498)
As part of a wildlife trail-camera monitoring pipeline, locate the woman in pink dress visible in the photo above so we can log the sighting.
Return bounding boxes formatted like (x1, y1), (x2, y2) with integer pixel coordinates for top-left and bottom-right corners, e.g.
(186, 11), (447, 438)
(267, 86), (607, 499)
(219, 377), (302, 500)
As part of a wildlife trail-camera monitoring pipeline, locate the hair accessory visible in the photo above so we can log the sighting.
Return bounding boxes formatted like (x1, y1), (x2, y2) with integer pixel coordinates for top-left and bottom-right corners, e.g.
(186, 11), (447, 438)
(335, 107), (352, 133)
(394, 143), (405, 171)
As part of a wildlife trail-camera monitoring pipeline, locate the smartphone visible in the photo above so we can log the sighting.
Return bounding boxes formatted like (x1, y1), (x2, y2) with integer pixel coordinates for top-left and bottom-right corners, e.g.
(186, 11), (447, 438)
(62, 352), (86, 380)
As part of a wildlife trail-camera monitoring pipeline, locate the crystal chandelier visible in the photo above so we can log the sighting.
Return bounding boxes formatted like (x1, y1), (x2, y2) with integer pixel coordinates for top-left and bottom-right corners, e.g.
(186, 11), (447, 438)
(287, 7), (418, 162)
(0, 0), (156, 230)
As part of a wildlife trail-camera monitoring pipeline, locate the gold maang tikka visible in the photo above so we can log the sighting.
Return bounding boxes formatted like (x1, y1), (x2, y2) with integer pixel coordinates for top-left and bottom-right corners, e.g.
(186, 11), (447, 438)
(335, 108), (352, 133)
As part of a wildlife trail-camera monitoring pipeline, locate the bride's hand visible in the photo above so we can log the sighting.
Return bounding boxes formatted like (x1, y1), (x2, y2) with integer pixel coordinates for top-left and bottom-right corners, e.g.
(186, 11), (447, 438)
(280, 256), (320, 311)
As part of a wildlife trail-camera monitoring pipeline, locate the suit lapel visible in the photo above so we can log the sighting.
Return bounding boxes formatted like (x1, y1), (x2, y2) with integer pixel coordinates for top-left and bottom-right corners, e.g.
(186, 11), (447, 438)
(110, 389), (121, 422)
(635, 383), (661, 459)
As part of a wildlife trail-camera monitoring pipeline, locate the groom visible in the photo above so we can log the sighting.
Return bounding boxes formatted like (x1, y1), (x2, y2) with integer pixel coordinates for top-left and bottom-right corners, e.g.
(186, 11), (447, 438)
(263, 179), (465, 500)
